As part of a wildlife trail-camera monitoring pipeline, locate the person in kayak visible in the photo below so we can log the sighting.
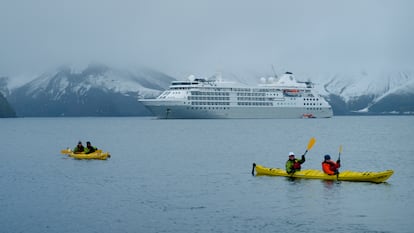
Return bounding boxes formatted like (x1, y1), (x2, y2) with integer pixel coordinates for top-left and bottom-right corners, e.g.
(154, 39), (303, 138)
(73, 141), (84, 153)
(85, 141), (98, 154)
(285, 152), (305, 174)
(322, 154), (341, 175)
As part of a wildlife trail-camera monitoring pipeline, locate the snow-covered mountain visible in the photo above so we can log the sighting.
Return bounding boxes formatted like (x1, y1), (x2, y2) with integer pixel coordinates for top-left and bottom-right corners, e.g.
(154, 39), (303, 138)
(3, 65), (414, 117)
(7, 64), (174, 117)
(314, 71), (414, 114)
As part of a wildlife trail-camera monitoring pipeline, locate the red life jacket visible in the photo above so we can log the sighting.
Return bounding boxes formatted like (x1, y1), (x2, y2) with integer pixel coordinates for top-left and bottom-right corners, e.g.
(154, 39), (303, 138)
(293, 160), (301, 169)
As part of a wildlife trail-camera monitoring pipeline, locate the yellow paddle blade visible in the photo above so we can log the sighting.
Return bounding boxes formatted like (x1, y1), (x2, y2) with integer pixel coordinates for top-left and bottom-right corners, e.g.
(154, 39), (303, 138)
(339, 145), (343, 154)
(307, 137), (316, 151)
(61, 149), (72, 154)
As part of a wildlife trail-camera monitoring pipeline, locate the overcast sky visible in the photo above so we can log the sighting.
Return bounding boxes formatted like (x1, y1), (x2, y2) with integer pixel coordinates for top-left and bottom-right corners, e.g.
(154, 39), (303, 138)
(1, 0), (413, 81)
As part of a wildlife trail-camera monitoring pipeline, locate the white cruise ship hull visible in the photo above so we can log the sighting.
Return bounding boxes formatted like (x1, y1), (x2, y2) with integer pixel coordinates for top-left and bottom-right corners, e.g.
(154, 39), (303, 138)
(140, 99), (333, 119)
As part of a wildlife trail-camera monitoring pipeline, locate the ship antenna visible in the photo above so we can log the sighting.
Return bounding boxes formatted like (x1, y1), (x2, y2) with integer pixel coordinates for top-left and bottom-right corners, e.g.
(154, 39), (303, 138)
(271, 65), (278, 79)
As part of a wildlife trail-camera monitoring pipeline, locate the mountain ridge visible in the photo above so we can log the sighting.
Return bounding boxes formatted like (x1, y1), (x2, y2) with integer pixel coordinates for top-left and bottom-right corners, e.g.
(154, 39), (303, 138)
(3, 65), (414, 116)
(7, 64), (174, 116)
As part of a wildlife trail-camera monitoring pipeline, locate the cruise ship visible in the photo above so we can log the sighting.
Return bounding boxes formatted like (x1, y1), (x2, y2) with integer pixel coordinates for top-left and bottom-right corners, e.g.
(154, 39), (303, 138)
(139, 72), (333, 119)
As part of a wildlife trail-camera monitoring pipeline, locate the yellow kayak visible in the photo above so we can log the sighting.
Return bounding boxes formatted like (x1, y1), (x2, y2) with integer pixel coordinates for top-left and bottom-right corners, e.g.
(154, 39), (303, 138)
(60, 149), (110, 160)
(252, 163), (393, 183)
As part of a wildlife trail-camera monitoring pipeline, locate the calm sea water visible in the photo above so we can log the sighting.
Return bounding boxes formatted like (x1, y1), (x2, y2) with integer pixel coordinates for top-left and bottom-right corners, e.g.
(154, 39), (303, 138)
(0, 116), (413, 233)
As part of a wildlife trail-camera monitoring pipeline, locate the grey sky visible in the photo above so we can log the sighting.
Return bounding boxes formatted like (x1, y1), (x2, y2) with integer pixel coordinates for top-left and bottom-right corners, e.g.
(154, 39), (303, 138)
(1, 0), (413, 80)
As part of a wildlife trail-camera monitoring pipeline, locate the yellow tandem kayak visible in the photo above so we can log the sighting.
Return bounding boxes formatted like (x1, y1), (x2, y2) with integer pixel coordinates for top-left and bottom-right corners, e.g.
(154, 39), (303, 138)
(252, 163), (393, 183)
(60, 149), (110, 160)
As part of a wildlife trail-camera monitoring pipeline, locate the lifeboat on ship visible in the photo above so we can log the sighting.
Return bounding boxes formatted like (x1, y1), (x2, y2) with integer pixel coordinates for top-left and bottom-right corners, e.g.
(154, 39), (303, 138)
(302, 113), (316, 118)
(283, 89), (301, 96)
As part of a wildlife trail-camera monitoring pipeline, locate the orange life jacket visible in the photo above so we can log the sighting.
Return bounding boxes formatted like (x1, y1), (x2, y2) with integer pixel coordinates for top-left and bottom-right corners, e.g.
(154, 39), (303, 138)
(322, 160), (340, 175)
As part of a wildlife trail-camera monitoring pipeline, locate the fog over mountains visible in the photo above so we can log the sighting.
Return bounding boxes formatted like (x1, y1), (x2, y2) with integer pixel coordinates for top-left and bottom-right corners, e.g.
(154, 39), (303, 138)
(1, 64), (413, 117)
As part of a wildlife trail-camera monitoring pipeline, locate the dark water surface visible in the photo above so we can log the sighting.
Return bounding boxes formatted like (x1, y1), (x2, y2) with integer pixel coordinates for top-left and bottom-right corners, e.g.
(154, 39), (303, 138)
(1, 116), (413, 233)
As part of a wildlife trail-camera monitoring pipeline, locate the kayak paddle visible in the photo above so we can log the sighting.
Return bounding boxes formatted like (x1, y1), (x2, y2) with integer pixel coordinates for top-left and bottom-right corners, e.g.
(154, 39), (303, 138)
(61, 149), (71, 154)
(303, 137), (316, 156)
(336, 145), (343, 182)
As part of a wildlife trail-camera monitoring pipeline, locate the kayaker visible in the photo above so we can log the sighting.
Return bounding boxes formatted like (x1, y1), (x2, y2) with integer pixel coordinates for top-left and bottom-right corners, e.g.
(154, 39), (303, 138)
(322, 154), (341, 175)
(285, 152), (305, 174)
(85, 141), (98, 154)
(73, 141), (84, 153)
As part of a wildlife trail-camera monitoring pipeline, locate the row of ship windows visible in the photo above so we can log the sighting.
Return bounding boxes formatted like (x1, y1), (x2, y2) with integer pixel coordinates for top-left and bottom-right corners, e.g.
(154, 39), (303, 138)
(170, 89), (316, 96)
(189, 100), (322, 106)
(238, 102), (321, 106)
(191, 102), (230, 105)
(238, 102), (273, 106)
(190, 102), (307, 106)
(190, 92), (304, 97)
(188, 96), (230, 100)
(166, 90), (320, 101)
(191, 91), (230, 96)
(188, 96), (321, 102)
(306, 108), (324, 111)
(187, 107), (231, 110)
(238, 97), (276, 101)
(171, 87), (193, 90)
(190, 91), (313, 96)
(238, 97), (319, 101)
(237, 92), (267, 97)
(189, 88), (292, 92)
(304, 103), (323, 106)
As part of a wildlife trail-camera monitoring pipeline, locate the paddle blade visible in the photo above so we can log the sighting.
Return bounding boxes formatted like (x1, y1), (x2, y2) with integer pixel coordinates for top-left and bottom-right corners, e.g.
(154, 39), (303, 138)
(61, 149), (72, 154)
(339, 145), (343, 154)
(306, 137), (316, 151)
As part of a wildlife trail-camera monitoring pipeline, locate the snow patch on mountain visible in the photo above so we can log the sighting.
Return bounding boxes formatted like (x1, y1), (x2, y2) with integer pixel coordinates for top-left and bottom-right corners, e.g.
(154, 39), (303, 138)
(25, 72), (57, 96)
(311, 71), (413, 101)
(374, 75), (414, 101)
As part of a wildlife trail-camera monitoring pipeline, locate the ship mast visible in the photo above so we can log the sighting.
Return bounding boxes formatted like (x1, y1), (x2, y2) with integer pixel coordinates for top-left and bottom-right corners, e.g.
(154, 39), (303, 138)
(271, 65), (278, 80)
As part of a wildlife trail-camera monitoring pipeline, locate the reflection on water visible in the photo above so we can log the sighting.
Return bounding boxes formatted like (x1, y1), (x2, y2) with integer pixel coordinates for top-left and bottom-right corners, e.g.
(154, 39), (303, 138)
(322, 180), (337, 188)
